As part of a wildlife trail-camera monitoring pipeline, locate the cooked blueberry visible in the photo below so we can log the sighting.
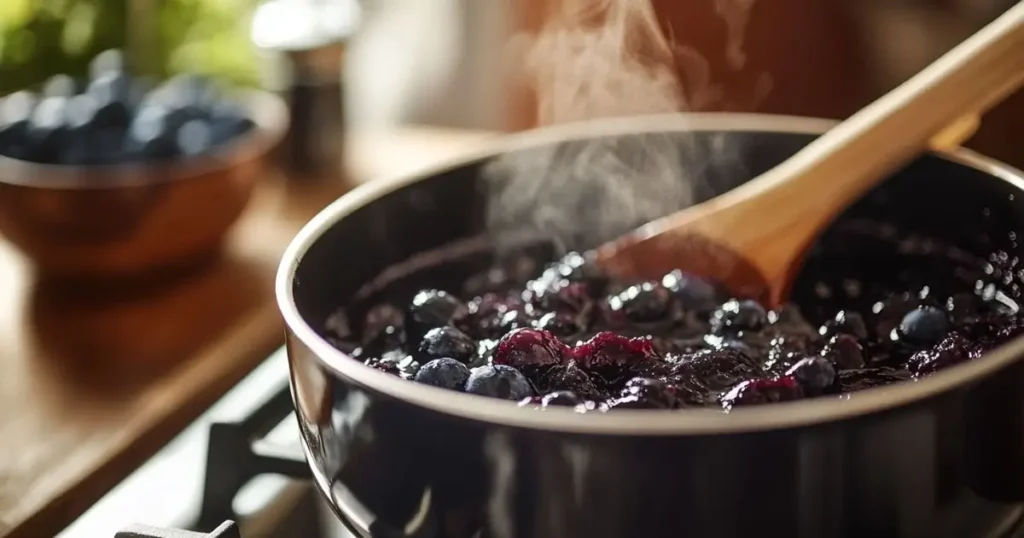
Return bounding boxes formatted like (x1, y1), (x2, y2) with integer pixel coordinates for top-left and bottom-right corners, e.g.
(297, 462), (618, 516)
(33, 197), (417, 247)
(405, 289), (468, 343)
(498, 309), (532, 332)
(720, 376), (803, 409)
(573, 332), (660, 369)
(533, 311), (583, 338)
(465, 365), (534, 400)
(545, 251), (608, 289)
(820, 310), (869, 340)
(492, 328), (568, 369)
(711, 299), (767, 334)
(662, 270), (720, 312)
(898, 306), (951, 346)
(418, 326), (476, 364)
(907, 333), (976, 376)
(874, 293), (920, 336)
(529, 281), (594, 313)
(785, 356), (837, 396)
(617, 377), (678, 409)
(364, 357), (402, 376)
(541, 391), (582, 407)
(381, 350), (420, 379)
(671, 349), (760, 391)
(538, 360), (601, 398)
(609, 282), (678, 323)
(839, 367), (912, 392)
(822, 334), (866, 369)
(415, 358), (471, 390)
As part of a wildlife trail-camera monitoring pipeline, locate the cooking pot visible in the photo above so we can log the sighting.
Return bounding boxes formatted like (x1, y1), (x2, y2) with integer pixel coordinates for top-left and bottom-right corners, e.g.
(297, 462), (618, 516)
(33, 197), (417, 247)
(277, 114), (1024, 538)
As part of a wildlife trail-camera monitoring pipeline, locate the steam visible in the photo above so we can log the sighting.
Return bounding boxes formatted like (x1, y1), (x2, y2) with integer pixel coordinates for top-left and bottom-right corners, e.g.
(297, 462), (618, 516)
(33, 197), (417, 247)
(486, 0), (763, 255)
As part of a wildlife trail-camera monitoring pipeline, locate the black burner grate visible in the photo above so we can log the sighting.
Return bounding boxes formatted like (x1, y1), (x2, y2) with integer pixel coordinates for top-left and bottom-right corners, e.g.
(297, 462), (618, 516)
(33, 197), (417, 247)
(114, 373), (312, 537)
(197, 382), (311, 530)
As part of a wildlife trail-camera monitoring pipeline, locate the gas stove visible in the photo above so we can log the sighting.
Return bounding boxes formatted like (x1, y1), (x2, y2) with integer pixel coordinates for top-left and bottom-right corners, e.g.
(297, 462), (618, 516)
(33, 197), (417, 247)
(55, 347), (1024, 538)
(59, 348), (351, 538)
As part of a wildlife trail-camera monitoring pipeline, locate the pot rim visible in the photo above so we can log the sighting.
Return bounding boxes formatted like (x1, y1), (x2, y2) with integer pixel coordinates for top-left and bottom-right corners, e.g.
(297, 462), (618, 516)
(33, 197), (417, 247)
(277, 112), (1024, 435)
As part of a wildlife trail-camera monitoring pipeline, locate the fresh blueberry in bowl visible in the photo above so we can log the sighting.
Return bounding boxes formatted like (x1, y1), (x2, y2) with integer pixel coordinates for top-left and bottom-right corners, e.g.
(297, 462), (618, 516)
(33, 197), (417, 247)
(0, 49), (288, 279)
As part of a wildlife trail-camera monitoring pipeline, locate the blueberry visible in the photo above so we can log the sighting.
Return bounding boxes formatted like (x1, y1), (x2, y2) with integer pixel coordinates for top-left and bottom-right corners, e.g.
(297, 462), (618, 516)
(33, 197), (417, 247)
(465, 365), (534, 400)
(546, 251), (608, 289)
(822, 334), (865, 369)
(0, 91), (36, 150)
(671, 349), (759, 392)
(711, 299), (767, 334)
(533, 311), (582, 338)
(89, 49), (125, 79)
(820, 310), (869, 340)
(128, 105), (179, 160)
(176, 119), (214, 157)
(415, 358), (471, 390)
(538, 360), (601, 399)
(492, 328), (569, 369)
(907, 333), (976, 376)
(26, 97), (69, 163)
(42, 74), (77, 98)
(417, 326), (477, 364)
(720, 376), (803, 409)
(785, 356), (837, 396)
(618, 377), (678, 409)
(609, 281), (678, 323)
(898, 306), (950, 346)
(573, 331), (660, 369)
(64, 95), (100, 134)
(87, 72), (135, 128)
(365, 357), (402, 376)
(530, 281), (594, 313)
(541, 391), (581, 407)
(497, 309), (532, 332)
(405, 289), (468, 343)
(209, 101), (255, 146)
(662, 270), (719, 312)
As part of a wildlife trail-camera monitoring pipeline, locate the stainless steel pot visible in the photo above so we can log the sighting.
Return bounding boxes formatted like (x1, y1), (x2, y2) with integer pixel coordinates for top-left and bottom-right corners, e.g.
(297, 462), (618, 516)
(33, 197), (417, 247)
(277, 114), (1024, 538)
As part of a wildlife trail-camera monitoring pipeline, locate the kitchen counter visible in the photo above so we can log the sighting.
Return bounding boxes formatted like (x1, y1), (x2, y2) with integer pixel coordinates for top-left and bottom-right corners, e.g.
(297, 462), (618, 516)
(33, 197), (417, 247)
(0, 126), (496, 538)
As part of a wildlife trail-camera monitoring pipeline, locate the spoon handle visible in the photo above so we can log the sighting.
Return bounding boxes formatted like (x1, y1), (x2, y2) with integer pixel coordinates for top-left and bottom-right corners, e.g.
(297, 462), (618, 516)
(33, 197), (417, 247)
(690, 2), (1024, 290)
(736, 1), (1023, 213)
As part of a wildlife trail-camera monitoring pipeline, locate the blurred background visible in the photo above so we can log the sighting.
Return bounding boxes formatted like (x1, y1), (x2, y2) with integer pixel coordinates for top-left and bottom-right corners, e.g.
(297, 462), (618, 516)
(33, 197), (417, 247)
(1, 0), (1020, 163)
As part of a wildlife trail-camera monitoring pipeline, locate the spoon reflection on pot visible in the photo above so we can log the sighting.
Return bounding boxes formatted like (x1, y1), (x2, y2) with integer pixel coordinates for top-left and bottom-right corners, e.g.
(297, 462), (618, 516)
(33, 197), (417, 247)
(594, 4), (1024, 307)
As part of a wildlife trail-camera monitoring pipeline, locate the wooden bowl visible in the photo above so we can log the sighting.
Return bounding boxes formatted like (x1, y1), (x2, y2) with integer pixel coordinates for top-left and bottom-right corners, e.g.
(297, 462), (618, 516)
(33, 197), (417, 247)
(0, 90), (288, 279)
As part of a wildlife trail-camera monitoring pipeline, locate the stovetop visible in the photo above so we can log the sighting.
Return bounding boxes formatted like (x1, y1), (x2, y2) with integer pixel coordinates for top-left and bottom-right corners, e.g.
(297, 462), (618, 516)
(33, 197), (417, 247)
(56, 347), (1024, 538)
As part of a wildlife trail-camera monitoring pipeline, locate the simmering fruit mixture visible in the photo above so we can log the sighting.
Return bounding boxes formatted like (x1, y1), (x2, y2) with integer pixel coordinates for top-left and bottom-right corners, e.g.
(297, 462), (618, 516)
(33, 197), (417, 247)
(324, 248), (1024, 411)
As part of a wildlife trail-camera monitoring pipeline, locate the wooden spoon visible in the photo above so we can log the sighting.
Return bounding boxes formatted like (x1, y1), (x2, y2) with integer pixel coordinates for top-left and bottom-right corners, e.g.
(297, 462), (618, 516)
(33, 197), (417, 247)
(594, 2), (1024, 307)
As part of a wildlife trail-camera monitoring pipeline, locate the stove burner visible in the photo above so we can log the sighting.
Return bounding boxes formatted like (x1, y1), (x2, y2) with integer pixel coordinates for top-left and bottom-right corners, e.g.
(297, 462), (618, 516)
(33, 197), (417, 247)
(197, 383), (310, 529)
(115, 521), (240, 538)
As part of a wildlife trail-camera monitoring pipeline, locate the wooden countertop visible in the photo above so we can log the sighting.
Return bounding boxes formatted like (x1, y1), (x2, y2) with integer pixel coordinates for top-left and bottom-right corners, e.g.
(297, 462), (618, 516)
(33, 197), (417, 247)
(0, 126), (496, 538)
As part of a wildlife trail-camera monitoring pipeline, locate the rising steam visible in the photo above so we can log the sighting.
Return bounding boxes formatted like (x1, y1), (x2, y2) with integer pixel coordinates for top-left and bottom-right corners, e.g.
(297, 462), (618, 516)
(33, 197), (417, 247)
(486, 0), (763, 255)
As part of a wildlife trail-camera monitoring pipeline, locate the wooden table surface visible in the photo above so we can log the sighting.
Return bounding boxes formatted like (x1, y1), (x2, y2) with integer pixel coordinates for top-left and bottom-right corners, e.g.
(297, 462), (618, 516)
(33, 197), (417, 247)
(0, 126), (496, 538)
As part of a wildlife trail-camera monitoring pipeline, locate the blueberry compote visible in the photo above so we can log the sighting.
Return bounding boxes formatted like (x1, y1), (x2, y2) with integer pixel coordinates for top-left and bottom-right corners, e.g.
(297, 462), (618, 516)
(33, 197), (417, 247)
(325, 243), (1024, 412)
